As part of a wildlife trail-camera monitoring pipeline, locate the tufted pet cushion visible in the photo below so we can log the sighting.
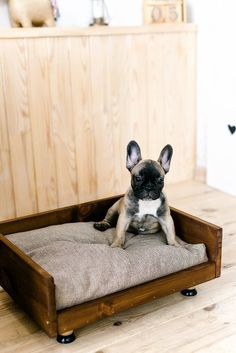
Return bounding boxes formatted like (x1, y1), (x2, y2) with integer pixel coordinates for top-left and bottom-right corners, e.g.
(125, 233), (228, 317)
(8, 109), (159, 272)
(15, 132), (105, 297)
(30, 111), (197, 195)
(6, 222), (208, 310)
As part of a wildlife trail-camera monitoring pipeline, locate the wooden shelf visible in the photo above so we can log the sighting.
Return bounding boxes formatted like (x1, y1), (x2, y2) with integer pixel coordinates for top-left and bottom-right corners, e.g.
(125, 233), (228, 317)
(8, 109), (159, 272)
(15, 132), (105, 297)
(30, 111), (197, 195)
(0, 24), (196, 38)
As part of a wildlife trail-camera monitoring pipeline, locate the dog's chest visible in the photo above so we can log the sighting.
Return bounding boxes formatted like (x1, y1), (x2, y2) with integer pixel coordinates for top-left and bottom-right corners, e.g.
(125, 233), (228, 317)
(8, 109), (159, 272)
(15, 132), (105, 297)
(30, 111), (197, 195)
(135, 199), (161, 219)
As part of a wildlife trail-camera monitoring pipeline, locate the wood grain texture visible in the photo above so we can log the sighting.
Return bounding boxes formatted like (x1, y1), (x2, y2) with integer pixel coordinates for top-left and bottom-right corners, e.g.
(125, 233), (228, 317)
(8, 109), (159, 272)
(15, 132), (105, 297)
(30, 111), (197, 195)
(0, 191), (221, 339)
(143, 0), (186, 24)
(0, 181), (235, 353)
(0, 26), (196, 220)
(0, 236), (57, 337)
(57, 262), (216, 335)
(0, 48), (16, 219)
(27, 38), (58, 212)
(1, 39), (37, 217)
(48, 38), (78, 208)
(146, 32), (196, 182)
(171, 207), (222, 275)
(0, 24), (196, 38)
(70, 37), (97, 203)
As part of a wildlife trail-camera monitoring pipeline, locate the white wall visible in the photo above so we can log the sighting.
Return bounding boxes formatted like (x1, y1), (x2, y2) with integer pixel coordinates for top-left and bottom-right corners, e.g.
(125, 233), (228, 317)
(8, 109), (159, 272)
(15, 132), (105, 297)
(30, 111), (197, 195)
(0, 0), (143, 27)
(204, 1), (236, 195)
(187, 0), (208, 168)
(188, 0), (236, 195)
(0, 0), (9, 25)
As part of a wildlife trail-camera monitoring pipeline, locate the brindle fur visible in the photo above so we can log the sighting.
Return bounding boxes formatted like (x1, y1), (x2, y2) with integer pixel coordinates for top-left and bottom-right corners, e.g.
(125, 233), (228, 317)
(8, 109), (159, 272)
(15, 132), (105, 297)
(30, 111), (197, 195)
(94, 141), (180, 248)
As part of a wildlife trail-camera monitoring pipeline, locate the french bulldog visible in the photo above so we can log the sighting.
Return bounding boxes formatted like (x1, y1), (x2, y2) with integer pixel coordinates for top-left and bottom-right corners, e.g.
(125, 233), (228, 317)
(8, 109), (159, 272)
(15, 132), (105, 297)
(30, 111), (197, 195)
(94, 140), (180, 248)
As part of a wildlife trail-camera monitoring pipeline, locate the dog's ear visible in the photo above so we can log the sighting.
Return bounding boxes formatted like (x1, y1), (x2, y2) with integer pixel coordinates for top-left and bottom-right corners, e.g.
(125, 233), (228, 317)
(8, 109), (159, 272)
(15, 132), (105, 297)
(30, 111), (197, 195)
(158, 144), (173, 174)
(126, 140), (142, 171)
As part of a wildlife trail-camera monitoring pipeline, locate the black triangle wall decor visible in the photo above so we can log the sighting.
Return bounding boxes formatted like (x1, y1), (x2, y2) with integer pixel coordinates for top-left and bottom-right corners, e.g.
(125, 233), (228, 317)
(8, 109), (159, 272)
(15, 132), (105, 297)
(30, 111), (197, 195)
(228, 125), (236, 134)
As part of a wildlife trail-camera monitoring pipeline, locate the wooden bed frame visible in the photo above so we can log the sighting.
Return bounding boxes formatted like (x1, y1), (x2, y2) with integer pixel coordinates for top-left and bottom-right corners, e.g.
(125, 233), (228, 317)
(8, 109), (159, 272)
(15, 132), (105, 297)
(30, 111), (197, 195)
(0, 195), (222, 343)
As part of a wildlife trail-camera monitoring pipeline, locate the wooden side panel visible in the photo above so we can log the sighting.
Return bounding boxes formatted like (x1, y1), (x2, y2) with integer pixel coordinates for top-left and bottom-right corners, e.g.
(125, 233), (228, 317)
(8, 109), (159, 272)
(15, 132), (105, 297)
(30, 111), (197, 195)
(171, 206), (222, 275)
(57, 262), (216, 334)
(0, 236), (57, 337)
(0, 195), (121, 235)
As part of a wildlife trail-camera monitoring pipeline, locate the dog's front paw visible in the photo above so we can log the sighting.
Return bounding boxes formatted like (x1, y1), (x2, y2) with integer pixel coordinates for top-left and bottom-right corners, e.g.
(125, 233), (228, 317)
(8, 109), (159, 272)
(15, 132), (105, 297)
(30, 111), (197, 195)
(94, 221), (111, 232)
(169, 240), (181, 247)
(110, 240), (124, 248)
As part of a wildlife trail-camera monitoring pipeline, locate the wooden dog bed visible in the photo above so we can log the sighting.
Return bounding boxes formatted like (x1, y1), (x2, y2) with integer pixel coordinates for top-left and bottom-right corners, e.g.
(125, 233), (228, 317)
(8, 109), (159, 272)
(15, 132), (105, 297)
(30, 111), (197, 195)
(0, 195), (222, 343)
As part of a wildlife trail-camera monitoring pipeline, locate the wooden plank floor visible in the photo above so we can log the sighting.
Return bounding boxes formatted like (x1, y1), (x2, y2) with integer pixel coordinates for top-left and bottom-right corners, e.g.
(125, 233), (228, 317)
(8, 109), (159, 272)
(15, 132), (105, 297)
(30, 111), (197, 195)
(1, 180), (236, 353)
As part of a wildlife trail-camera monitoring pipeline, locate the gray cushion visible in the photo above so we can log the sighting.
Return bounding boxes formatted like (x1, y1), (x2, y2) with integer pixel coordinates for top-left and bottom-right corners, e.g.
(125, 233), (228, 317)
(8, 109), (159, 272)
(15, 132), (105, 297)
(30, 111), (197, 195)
(6, 223), (208, 310)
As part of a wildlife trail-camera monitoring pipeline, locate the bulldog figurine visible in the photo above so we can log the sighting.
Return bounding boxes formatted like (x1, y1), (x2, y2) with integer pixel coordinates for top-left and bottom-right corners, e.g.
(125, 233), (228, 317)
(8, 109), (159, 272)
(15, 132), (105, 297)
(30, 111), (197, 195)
(8, 0), (56, 27)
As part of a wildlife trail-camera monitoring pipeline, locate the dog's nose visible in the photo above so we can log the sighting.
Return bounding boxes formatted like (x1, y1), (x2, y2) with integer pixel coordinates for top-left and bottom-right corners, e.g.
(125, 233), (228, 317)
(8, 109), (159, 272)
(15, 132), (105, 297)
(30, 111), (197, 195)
(145, 184), (153, 191)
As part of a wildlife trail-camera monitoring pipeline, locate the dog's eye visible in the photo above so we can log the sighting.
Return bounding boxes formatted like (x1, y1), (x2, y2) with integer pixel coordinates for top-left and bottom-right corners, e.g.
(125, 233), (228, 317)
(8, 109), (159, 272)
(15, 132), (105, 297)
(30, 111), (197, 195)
(158, 177), (164, 184)
(135, 176), (143, 182)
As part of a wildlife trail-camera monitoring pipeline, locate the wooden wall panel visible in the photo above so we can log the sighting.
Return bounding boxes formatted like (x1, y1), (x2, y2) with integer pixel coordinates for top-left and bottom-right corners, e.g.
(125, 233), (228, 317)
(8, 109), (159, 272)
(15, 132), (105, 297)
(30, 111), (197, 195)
(146, 32), (196, 183)
(1, 40), (37, 217)
(0, 49), (16, 219)
(27, 38), (58, 212)
(89, 35), (117, 199)
(0, 25), (196, 220)
(88, 34), (150, 198)
(48, 38), (78, 208)
(107, 34), (149, 193)
(70, 37), (97, 203)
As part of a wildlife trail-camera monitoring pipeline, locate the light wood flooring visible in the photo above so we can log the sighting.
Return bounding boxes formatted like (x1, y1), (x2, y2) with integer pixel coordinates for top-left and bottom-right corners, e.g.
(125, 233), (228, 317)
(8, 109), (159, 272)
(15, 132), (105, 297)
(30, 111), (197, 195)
(0, 180), (236, 353)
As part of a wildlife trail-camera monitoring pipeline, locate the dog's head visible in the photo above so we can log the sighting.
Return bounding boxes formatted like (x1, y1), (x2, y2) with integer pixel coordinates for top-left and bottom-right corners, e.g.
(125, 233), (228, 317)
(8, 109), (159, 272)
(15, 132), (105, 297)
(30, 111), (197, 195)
(126, 140), (173, 200)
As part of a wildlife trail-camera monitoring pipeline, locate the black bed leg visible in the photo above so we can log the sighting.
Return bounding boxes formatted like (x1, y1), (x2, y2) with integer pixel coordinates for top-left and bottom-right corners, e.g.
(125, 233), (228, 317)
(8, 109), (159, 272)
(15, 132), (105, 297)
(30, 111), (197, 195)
(181, 288), (197, 297)
(57, 330), (76, 344)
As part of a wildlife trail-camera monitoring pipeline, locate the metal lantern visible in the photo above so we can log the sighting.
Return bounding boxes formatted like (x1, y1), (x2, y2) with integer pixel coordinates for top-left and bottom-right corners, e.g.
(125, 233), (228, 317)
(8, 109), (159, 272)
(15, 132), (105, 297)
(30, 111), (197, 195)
(90, 0), (109, 26)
